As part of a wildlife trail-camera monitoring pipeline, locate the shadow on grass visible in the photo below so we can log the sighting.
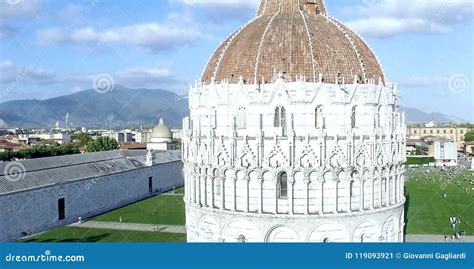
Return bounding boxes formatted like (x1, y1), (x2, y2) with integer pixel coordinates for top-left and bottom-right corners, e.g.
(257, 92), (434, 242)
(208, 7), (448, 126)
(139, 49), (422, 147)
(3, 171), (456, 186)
(404, 187), (410, 237)
(24, 233), (111, 243)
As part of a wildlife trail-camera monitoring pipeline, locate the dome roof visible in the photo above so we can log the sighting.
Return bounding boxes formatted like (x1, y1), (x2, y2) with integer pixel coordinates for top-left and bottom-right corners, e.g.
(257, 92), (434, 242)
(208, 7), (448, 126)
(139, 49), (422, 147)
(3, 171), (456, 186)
(151, 119), (173, 140)
(201, 0), (385, 85)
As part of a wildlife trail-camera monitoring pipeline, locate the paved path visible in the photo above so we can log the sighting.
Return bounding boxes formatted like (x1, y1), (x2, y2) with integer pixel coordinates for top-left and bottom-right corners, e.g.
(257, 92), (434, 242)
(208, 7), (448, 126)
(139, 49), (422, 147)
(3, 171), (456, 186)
(70, 221), (186, 234)
(161, 193), (184, 196)
(406, 234), (474, 242)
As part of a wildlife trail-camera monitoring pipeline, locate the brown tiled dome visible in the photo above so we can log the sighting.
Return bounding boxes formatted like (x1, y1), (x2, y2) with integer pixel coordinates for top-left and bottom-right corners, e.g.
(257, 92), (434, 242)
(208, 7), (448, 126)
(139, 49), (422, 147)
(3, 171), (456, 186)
(201, 0), (385, 85)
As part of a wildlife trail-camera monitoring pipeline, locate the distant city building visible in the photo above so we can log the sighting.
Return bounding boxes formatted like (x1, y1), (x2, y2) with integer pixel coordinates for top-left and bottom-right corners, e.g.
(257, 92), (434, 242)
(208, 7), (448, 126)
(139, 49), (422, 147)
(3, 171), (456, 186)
(15, 133), (72, 145)
(132, 131), (148, 143)
(464, 141), (474, 156)
(102, 131), (124, 143)
(407, 136), (457, 165)
(183, 0), (405, 243)
(433, 141), (457, 166)
(407, 124), (468, 150)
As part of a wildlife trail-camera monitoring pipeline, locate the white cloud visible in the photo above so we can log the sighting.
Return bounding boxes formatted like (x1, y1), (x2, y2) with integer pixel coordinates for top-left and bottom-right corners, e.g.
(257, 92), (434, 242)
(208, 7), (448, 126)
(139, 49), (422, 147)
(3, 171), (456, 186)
(0, 60), (176, 89)
(36, 22), (204, 51)
(399, 76), (449, 88)
(347, 17), (449, 38)
(344, 0), (473, 37)
(0, 60), (55, 85)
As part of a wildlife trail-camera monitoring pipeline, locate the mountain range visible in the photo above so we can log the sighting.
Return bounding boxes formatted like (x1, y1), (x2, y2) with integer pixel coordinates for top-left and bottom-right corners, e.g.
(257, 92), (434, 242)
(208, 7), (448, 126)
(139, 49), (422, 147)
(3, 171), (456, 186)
(0, 86), (188, 129)
(0, 87), (468, 128)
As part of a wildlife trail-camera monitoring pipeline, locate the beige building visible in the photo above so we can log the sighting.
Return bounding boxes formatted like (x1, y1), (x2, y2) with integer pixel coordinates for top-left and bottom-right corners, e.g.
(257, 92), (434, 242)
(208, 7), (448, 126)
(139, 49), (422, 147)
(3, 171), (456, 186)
(407, 124), (469, 150)
(464, 141), (474, 156)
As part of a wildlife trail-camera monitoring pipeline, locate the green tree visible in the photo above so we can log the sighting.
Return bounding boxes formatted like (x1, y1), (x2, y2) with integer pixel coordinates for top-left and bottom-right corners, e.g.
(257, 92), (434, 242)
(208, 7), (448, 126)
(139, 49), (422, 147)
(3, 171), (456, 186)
(464, 131), (474, 142)
(86, 136), (118, 152)
(415, 148), (421, 155)
(73, 132), (93, 147)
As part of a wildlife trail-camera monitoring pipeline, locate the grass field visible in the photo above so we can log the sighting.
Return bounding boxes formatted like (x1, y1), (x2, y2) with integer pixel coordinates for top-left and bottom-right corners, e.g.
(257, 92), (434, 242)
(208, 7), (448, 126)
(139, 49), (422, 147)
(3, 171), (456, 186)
(405, 170), (474, 235)
(93, 191), (185, 225)
(23, 227), (186, 242)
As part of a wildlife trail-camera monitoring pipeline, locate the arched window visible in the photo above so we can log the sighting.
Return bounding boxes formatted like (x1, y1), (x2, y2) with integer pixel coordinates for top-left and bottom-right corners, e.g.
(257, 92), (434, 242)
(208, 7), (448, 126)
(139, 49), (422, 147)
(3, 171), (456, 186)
(274, 106), (287, 136)
(213, 169), (221, 196)
(280, 107), (287, 136)
(274, 107), (280, 127)
(351, 106), (357, 128)
(377, 106), (382, 127)
(236, 107), (247, 129)
(315, 105), (324, 128)
(277, 172), (288, 199)
(350, 181), (355, 197)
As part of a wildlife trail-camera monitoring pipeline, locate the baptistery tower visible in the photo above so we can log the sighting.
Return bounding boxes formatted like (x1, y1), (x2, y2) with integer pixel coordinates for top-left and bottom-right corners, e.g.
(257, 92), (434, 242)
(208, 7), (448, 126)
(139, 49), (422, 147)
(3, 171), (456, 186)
(182, 0), (406, 242)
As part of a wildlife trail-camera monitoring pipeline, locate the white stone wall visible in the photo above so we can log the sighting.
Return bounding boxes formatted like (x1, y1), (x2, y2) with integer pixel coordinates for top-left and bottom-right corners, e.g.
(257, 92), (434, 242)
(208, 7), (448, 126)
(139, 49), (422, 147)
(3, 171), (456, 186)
(186, 203), (404, 242)
(183, 78), (406, 242)
(0, 161), (183, 241)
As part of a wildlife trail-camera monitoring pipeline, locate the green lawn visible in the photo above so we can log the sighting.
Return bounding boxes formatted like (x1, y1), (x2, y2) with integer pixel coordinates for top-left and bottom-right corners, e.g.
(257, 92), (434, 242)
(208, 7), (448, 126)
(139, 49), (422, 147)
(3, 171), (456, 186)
(405, 170), (474, 235)
(23, 227), (185, 242)
(405, 156), (435, 165)
(93, 193), (185, 225)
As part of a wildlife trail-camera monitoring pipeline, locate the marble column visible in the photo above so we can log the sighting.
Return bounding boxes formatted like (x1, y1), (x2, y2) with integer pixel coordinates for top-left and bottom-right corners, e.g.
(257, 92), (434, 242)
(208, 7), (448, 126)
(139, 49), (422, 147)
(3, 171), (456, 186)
(220, 177), (225, 209)
(258, 177), (263, 213)
(370, 179), (375, 209)
(288, 179), (295, 215)
(320, 180), (325, 215)
(211, 177), (215, 208)
(304, 178), (309, 215)
(245, 177), (250, 212)
(378, 178), (383, 208)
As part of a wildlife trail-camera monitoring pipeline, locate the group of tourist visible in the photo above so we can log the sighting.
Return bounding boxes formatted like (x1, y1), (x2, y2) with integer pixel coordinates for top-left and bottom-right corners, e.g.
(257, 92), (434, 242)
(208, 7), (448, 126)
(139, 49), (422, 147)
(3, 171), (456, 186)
(443, 216), (468, 242)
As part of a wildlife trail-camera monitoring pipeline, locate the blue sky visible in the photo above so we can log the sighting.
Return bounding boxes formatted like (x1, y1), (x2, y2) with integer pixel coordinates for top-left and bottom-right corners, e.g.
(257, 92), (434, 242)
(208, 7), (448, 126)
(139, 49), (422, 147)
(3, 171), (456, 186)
(0, 0), (473, 121)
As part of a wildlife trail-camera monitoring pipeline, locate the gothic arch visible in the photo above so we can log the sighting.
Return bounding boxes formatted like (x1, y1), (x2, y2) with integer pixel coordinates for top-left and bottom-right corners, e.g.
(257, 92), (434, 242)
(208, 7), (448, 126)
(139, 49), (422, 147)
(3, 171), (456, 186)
(307, 222), (349, 242)
(265, 226), (299, 242)
(352, 220), (380, 242)
(382, 216), (396, 242)
(222, 218), (260, 242)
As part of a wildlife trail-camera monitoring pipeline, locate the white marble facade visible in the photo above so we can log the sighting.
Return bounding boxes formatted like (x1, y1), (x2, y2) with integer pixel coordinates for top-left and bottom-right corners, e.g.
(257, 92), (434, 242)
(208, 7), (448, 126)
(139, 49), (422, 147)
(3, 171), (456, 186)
(183, 76), (406, 242)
